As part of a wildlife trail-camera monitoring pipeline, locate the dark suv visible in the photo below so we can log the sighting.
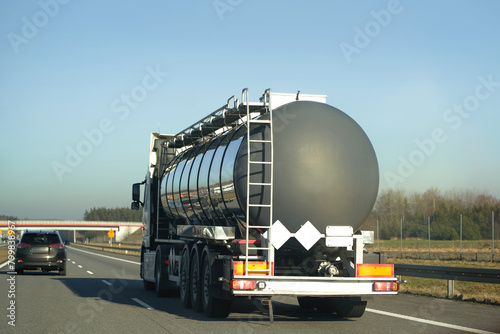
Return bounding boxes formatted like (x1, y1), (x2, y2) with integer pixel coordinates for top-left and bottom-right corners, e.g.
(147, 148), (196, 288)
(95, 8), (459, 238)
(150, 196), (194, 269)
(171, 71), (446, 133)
(15, 230), (67, 276)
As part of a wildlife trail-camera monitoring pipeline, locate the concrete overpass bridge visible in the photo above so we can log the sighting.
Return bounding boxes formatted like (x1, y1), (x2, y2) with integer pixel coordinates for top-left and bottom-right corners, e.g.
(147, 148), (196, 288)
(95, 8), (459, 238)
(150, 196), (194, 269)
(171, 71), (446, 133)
(0, 220), (142, 242)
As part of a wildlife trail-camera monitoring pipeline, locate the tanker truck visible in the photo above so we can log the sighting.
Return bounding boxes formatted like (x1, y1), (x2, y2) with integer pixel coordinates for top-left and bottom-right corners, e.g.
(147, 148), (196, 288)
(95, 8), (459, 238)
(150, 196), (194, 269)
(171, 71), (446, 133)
(131, 88), (398, 319)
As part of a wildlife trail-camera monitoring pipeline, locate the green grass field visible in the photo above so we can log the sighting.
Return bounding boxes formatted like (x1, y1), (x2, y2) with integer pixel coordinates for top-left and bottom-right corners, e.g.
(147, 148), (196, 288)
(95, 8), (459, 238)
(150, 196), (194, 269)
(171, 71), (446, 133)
(366, 239), (499, 261)
(366, 239), (498, 252)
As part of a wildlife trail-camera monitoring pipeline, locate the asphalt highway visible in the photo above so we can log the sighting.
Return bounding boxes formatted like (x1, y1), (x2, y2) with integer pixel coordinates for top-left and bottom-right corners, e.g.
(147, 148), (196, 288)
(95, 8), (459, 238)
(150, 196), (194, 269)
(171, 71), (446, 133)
(1, 246), (498, 333)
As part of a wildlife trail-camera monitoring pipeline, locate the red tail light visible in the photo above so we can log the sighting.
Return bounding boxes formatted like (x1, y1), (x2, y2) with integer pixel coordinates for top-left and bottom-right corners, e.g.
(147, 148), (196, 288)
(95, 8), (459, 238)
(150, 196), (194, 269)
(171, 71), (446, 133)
(374, 282), (399, 292)
(50, 244), (64, 249)
(231, 280), (257, 290)
(17, 243), (31, 248)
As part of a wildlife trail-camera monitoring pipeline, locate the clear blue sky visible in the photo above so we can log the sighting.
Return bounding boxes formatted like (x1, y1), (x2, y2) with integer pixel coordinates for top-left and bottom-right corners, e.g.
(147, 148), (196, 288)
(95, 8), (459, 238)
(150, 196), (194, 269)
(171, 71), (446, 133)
(1, 0), (499, 220)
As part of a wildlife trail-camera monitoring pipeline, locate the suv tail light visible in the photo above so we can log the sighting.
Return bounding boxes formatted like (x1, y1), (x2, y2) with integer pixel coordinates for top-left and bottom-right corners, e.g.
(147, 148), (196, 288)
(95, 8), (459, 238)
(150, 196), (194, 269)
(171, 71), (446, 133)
(17, 243), (31, 248)
(49, 244), (64, 249)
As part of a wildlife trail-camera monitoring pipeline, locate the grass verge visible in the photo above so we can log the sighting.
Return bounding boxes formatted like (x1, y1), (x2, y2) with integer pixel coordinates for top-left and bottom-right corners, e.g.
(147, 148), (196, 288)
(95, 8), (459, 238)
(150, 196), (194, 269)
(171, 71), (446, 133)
(367, 239), (499, 253)
(81, 242), (140, 249)
(72, 242), (140, 256)
(0, 246), (7, 263)
(391, 258), (500, 305)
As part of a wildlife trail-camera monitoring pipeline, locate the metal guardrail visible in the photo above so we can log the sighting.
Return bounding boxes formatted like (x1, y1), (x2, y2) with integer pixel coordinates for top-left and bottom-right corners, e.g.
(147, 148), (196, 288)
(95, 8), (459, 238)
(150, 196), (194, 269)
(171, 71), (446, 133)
(394, 264), (500, 284)
(71, 243), (140, 254)
(395, 263), (500, 298)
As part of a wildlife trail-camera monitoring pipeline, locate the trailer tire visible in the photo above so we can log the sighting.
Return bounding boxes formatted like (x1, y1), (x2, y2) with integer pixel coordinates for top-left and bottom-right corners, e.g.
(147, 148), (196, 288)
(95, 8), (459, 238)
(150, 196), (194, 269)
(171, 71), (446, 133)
(315, 297), (336, 313)
(201, 252), (231, 318)
(333, 297), (367, 318)
(297, 297), (316, 309)
(190, 249), (203, 312)
(180, 248), (191, 308)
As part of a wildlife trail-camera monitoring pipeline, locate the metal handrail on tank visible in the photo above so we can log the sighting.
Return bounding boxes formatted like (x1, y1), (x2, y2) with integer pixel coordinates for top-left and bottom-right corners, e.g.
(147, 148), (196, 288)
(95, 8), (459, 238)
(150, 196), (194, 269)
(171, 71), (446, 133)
(241, 88), (249, 106)
(163, 89), (267, 150)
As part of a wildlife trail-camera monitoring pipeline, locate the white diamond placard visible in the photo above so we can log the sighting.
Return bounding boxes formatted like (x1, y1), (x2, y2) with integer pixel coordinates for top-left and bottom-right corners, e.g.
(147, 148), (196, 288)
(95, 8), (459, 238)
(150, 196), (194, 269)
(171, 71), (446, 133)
(263, 220), (291, 250)
(295, 221), (322, 250)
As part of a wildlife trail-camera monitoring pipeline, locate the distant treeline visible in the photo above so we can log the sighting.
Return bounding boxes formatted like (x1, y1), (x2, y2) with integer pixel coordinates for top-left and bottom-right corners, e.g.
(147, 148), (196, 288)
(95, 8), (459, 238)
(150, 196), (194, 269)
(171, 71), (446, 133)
(0, 215), (19, 221)
(83, 207), (142, 222)
(363, 188), (500, 240)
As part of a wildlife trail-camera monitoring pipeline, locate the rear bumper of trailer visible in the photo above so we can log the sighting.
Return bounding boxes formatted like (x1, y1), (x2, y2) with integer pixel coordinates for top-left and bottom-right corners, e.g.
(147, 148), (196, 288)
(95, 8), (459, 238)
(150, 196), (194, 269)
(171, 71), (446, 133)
(231, 275), (398, 296)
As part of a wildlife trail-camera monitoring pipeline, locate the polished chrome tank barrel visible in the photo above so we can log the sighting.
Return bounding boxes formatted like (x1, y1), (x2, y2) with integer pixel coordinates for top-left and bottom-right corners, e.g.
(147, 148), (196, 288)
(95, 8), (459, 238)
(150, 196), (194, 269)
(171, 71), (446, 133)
(160, 101), (379, 238)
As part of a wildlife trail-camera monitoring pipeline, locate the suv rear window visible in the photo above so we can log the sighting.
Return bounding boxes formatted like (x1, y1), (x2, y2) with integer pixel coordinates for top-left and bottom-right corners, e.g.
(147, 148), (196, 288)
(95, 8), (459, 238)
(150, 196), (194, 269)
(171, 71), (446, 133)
(21, 233), (61, 245)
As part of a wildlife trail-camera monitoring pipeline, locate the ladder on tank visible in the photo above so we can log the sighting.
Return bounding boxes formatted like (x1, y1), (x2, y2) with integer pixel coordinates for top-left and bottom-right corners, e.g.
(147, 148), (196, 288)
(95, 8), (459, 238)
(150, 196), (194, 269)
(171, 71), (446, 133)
(243, 88), (275, 276)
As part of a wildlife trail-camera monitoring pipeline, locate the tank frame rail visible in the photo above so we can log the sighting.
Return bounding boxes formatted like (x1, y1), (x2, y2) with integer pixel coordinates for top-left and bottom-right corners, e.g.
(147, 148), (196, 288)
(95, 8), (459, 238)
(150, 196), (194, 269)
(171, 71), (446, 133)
(231, 276), (398, 296)
(162, 88), (270, 150)
(244, 88), (274, 276)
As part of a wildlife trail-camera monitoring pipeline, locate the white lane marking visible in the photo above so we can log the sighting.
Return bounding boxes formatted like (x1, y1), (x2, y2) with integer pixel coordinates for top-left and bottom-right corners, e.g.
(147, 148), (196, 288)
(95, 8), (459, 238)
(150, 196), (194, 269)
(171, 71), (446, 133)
(132, 298), (155, 310)
(71, 261), (76, 264)
(77, 265), (83, 268)
(101, 280), (113, 286)
(67, 258), (71, 261)
(68, 246), (140, 265)
(86, 271), (94, 275)
(0, 261), (9, 269)
(366, 308), (496, 334)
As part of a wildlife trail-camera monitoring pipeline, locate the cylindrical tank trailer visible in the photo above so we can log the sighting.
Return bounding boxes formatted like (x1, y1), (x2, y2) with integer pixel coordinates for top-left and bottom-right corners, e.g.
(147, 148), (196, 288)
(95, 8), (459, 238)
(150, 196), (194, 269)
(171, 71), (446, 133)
(134, 93), (398, 319)
(160, 100), (378, 241)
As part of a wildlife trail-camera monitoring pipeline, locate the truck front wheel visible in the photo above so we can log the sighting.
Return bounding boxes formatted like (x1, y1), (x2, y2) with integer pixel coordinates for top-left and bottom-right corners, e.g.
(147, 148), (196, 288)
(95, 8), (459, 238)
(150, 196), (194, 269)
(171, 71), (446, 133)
(155, 249), (176, 297)
(141, 248), (154, 291)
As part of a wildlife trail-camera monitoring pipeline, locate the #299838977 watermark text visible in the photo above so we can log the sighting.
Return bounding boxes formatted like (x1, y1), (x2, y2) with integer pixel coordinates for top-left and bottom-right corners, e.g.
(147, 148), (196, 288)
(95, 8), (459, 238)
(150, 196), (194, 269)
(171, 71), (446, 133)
(5, 221), (17, 326)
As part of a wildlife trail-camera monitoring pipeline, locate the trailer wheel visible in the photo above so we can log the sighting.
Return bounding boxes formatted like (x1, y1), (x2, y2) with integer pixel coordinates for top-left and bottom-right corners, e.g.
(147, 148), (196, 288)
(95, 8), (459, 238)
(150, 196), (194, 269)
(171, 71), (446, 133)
(190, 251), (203, 312)
(201, 253), (231, 318)
(180, 248), (191, 308)
(298, 297), (335, 312)
(297, 297), (316, 309)
(315, 297), (336, 313)
(333, 297), (367, 318)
